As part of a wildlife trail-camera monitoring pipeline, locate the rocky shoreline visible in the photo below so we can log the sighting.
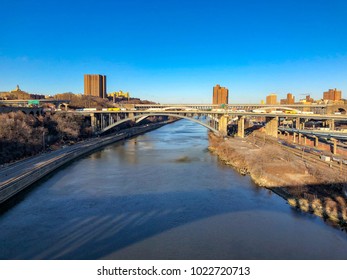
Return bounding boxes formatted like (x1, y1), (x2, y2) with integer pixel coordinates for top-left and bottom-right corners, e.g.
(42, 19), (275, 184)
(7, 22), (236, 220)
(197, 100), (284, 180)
(208, 132), (347, 230)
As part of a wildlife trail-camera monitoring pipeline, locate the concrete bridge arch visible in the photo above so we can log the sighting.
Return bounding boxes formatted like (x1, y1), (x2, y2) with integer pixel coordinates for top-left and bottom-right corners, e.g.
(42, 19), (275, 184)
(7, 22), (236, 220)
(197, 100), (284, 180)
(326, 104), (347, 114)
(99, 113), (219, 135)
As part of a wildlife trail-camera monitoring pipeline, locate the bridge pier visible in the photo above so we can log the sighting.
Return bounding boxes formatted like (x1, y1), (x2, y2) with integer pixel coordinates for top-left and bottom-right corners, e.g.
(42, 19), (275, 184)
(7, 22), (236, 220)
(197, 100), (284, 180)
(331, 138), (337, 155)
(90, 113), (97, 134)
(237, 116), (245, 138)
(218, 115), (229, 136)
(101, 114), (105, 130)
(295, 117), (300, 129)
(264, 116), (278, 138)
(313, 136), (319, 147)
(128, 112), (135, 120)
(328, 119), (335, 130)
(293, 132), (297, 143)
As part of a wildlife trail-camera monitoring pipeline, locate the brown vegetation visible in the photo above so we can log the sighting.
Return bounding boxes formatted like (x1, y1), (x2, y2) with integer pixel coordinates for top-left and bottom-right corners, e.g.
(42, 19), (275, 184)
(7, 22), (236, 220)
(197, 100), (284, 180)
(53, 93), (156, 109)
(53, 93), (114, 109)
(209, 132), (347, 229)
(0, 112), (92, 164)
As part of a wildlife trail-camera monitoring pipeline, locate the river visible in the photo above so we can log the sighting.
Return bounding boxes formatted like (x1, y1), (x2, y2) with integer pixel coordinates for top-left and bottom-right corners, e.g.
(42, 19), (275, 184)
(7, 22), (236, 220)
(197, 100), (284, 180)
(1, 120), (347, 259)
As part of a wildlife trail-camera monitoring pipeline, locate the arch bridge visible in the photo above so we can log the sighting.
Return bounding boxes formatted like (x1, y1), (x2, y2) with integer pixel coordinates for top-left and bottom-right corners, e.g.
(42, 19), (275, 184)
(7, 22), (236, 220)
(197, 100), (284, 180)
(95, 111), (222, 135)
(73, 106), (347, 139)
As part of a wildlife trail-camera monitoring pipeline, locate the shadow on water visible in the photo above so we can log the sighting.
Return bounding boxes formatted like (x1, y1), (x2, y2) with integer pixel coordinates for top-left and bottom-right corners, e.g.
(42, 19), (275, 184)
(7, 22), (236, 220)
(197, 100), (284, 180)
(271, 183), (347, 230)
(1, 180), (347, 260)
(0, 140), (128, 217)
(0, 181), (277, 259)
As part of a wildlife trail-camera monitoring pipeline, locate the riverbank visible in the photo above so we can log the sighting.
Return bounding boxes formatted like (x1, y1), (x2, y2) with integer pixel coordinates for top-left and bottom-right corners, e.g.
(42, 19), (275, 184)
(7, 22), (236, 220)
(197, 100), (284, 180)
(0, 121), (170, 205)
(208, 132), (347, 229)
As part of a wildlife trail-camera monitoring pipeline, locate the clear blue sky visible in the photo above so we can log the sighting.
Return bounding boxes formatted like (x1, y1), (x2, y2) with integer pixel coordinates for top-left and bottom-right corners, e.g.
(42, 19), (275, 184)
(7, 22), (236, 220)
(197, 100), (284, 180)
(1, 0), (347, 103)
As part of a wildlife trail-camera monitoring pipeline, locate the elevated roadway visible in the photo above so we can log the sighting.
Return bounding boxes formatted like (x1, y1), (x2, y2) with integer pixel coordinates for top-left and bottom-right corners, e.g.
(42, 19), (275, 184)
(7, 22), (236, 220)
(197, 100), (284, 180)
(68, 108), (347, 138)
(279, 127), (347, 141)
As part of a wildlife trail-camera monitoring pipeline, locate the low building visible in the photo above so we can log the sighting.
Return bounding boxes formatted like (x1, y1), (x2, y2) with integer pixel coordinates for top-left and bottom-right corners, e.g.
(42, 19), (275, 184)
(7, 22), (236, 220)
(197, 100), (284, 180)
(109, 90), (130, 99)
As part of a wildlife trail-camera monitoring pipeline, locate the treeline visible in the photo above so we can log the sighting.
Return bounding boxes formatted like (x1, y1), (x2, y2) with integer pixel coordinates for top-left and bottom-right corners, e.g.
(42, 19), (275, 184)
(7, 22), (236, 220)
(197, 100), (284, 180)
(53, 93), (114, 109)
(53, 93), (156, 108)
(0, 112), (92, 164)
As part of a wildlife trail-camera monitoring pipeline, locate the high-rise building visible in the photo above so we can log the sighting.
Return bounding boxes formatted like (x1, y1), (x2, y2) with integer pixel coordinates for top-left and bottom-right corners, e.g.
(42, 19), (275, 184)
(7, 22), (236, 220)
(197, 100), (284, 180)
(286, 93), (294, 104)
(84, 74), (107, 98)
(280, 93), (295, 105)
(213, 84), (229, 105)
(323, 88), (342, 101)
(266, 94), (277, 105)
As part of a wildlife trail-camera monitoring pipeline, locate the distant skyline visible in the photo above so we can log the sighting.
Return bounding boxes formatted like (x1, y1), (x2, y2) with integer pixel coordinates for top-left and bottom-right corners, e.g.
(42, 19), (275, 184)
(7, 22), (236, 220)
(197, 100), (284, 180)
(1, 0), (347, 103)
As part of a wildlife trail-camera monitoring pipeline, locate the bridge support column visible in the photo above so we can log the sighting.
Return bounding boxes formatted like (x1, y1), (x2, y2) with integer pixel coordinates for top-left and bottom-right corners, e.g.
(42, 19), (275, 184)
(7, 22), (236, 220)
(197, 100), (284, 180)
(303, 136), (307, 146)
(237, 116), (245, 138)
(90, 113), (97, 134)
(101, 114), (105, 130)
(295, 117), (301, 129)
(218, 115), (229, 136)
(328, 119), (335, 130)
(128, 112), (135, 119)
(331, 138), (337, 155)
(298, 133), (302, 145)
(313, 136), (319, 147)
(293, 132), (297, 143)
(264, 116), (278, 138)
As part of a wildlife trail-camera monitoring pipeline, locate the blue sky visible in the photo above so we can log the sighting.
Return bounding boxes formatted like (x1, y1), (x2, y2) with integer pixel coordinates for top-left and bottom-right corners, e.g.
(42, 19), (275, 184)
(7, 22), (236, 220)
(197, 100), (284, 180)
(1, 0), (347, 103)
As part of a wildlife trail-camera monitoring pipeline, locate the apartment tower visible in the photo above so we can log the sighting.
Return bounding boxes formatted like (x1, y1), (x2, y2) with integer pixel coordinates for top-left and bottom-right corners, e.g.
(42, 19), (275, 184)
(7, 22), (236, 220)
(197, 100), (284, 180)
(213, 84), (229, 105)
(266, 94), (277, 105)
(84, 74), (107, 98)
(286, 93), (295, 104)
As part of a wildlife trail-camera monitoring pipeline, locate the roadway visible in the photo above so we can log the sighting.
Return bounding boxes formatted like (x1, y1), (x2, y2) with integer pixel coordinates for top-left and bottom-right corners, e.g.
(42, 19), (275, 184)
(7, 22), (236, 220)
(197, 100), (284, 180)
(250, 133), (346, 172)
(0, 121), (169, 204)
(133, 103), (328, 108)
(0, 138), (104, 186)
(278, 127), (347, 141)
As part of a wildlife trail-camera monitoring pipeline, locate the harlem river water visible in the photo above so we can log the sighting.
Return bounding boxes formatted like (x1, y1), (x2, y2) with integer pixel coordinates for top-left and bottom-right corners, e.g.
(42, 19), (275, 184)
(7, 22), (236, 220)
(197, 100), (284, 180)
(1, 120), (347, 259)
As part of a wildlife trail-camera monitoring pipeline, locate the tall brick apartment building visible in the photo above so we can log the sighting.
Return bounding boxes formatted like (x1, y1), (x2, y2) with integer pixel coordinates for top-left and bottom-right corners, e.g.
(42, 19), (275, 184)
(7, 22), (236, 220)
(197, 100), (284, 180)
(84, 74), (107, 98)
(213, 84), (228, 105)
